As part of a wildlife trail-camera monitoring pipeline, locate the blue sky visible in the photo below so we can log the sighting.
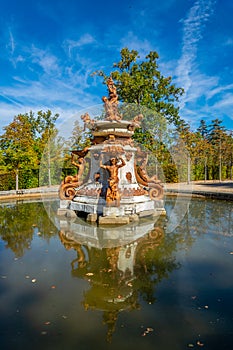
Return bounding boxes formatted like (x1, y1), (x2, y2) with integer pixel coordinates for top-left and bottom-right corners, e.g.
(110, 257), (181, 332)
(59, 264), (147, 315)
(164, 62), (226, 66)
(0, 0), (233, 132)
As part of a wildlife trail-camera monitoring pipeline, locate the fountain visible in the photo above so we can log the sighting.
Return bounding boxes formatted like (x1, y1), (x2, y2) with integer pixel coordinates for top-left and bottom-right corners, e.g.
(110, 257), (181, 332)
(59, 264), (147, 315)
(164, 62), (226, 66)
(58, 77), (166, 224)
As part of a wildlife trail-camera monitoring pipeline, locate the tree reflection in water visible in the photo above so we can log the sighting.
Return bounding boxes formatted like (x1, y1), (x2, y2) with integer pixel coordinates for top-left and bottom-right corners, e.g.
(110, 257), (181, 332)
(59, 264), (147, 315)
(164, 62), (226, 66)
(0, 200), (57, 257)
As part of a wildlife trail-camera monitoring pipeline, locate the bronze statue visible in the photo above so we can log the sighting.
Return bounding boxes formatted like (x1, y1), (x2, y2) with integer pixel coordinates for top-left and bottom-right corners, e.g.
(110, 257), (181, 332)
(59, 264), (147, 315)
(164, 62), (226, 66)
(100, 155), (126, 206)
(135, 152), (164, 200)
(128, 113), (143, 131)
(71, 153), (86, 178)
(102, 77), (122, 121)
(106, 77), (118, 104)
(137, 153), (159, 184)
(59, 152), (87, 200)
(81, 112), (95, 131)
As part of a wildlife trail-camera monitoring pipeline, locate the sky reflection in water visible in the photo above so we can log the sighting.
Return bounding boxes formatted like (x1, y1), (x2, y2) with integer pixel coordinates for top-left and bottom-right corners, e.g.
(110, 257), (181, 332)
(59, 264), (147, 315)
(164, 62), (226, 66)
(0, 197), (232, 350)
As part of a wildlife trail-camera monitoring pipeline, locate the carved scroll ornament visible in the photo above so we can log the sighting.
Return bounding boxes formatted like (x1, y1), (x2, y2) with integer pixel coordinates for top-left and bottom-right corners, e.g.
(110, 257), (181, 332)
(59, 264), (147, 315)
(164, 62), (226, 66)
(59, 151), (89, 200)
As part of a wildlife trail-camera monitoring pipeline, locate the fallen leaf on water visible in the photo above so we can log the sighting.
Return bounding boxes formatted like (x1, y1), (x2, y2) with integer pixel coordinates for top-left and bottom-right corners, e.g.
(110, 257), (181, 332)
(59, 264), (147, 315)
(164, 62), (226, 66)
(229, 252), (233, 255)
(51, 285), (56, 289)
(146, 327), (154, 332)
(197, 340), (204, 346)
(141, 327), (154, 336)
(31, 279), (37, 283)
(86, 272), (94, 276)
(41, 331), (47, 335)
(188, 344), (194, 348)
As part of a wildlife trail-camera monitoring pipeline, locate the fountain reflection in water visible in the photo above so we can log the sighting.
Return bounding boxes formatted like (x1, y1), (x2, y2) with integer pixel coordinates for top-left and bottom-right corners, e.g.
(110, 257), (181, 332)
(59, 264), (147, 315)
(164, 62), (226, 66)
(58, 218), (165, 343)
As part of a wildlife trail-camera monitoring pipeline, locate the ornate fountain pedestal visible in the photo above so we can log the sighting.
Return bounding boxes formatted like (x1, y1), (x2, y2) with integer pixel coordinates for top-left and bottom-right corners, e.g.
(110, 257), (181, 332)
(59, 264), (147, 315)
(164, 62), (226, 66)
(58, 78), (166, 224)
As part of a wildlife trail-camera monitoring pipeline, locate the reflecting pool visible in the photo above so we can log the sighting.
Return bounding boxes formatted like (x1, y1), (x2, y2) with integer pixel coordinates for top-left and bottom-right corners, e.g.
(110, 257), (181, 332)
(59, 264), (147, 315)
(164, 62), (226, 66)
(0, 197), (232, 350)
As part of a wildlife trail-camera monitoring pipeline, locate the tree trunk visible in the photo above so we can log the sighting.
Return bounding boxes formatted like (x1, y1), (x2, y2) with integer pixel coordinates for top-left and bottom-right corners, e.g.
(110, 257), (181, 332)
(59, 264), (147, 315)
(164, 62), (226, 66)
(16, 168), (19, 192)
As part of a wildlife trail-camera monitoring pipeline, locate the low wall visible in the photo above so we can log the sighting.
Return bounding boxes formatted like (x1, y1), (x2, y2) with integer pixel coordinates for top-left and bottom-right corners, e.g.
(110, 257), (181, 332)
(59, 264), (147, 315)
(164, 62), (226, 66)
(0, 186), (59, 201)
(1, 183), (233, 201)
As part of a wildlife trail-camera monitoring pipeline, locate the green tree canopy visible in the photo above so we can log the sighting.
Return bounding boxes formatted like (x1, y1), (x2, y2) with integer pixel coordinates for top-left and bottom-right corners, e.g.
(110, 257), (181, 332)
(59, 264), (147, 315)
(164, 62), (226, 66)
(94, 47), (184, 126)
(0, 110), (60, 189)
(0, 113), (38, 171)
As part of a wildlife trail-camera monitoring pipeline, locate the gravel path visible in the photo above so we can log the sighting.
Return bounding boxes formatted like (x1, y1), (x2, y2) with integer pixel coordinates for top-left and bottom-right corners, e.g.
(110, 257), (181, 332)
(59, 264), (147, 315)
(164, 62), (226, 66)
(164, 180), (233, 200)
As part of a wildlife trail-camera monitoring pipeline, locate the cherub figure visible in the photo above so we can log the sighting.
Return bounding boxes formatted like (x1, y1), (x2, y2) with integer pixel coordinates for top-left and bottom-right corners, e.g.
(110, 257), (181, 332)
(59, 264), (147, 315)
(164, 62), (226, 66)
(136, 153), (159, 184)
(102, 77), (122, 121)
(100, 155), (126, 206)
(128, 113), (144, 131)
(81, 112), (95, 130)
(106, 77), (118, 104)
(59, 152), (87, 200)
(71, 153), (86, 180)
(100, 156), (125, 184)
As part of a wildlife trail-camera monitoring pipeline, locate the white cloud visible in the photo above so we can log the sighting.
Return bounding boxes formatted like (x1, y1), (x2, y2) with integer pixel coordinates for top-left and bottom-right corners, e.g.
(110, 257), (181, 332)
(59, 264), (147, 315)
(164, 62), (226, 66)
(176, 0), (216, 107)
(0, 104), (24, 129)
(7, 30), (15, 55)
(120, 31), (153, 57)
(6, 29), (26, 68)
(0, 90), (23, 107)
(64, 33), (96, 57)
(29, 46), (60, 76)
(223, 38), (233, 47)
(181, 71), (219, 102)
(0, 61), (102, 132)
(178, 70), (233, 128)
(211, 92), (233, 109)
(205, 83), (233, 100)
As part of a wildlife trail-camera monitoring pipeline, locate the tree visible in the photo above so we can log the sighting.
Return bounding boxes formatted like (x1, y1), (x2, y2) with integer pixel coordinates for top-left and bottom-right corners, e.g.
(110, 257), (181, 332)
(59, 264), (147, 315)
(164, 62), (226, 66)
(94, 47), (184, 126)
(207, 119), (227, 180)
(192, 119), (233, 181)
(68, 120), (92, 150)
(197, 119), (208, 138)
(226, 132), (233, 179)
(60, 120), (92, 176)
(0, 149), (5, 171)
(34, 110), (70, 187)
(33, 110), (59, 160)
(34, 110), (60, 186)
(0, 110), (61, 189)
(208, 118), (226, 144)
(0, 114), (39, 190)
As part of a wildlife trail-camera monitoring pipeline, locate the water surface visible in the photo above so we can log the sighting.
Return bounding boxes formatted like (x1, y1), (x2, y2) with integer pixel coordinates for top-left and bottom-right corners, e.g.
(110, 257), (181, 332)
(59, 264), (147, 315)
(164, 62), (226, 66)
(0, 197), (232, 350)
